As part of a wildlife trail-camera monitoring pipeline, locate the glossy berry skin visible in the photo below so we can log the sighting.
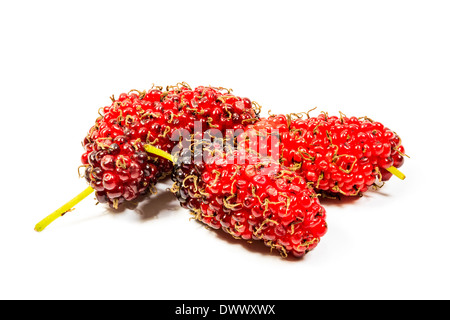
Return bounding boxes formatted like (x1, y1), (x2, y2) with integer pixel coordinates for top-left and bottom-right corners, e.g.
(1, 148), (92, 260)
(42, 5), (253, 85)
(171, 140), (327, 258)
(240, 113), (406, 197)
(81, 84), (259, 208)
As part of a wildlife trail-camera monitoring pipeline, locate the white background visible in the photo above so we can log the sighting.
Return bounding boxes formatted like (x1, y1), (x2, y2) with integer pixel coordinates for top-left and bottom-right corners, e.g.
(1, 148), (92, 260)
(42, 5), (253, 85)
(0, 0), (449, 300)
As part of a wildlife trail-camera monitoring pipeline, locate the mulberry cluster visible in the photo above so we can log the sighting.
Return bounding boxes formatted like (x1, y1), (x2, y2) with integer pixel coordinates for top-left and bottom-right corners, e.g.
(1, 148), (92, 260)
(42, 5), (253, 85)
(35, 84), (407, 261)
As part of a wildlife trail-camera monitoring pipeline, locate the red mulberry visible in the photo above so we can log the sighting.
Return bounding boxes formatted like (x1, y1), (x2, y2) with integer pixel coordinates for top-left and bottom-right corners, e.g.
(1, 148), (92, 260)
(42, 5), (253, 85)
(164, 140), (327, 258)
(239, 111), (406, 197)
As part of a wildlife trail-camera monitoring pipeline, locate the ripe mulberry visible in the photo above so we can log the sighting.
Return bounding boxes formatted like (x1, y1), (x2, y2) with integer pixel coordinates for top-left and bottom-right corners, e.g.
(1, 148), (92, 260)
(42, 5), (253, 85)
(239, 111), (406, 197)
(168, 140), (327, 258)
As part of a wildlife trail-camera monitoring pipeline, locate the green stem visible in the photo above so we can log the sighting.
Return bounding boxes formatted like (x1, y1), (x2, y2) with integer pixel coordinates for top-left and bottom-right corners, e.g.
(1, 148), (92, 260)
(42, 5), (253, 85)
(34, 186), (94, 232)
(144, 144), (174, 162)
(386, 166), (406, 180)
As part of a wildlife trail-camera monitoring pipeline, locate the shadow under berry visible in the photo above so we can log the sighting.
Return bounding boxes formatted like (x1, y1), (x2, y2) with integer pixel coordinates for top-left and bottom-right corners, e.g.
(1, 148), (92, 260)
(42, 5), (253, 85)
(318, 188), (391, 207)
(101, 178), (180, 220)
(191, 220), (309, 262)
(134, 189), (180, 221)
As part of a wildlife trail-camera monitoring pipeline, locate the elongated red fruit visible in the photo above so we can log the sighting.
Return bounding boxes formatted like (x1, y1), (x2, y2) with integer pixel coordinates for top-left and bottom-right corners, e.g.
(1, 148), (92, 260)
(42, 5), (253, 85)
(168, 140), (327, 258)
(239, 111), (406, 197)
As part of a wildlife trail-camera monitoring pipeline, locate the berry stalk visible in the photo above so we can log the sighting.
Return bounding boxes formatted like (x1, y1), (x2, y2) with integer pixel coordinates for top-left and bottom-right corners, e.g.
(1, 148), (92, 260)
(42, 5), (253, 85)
(143, 145), (173, 162)
(34, 186), (94, 232)
(386, 166), (406, 180)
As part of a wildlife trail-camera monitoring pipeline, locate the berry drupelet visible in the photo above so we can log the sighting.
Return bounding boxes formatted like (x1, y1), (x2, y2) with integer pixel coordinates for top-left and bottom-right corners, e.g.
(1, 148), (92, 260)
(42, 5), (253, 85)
(239, 111), (406, 197)
(164, 140), (327, 258)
